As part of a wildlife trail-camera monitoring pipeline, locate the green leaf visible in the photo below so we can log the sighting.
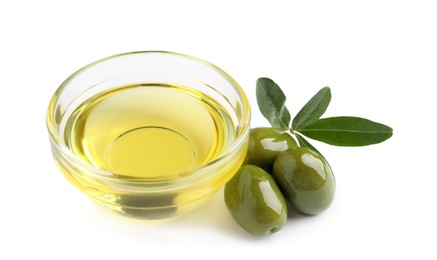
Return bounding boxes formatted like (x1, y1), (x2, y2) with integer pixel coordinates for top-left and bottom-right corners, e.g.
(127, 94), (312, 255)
(292, 87), (331, 129)
(256, 77), (291, 130)
(295, 133), (326, 160)
(297, 116), (393, 146)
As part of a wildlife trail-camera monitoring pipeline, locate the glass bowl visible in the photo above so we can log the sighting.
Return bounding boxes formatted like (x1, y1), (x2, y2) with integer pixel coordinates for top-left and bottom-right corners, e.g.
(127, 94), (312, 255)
(46, 51), (250, 219)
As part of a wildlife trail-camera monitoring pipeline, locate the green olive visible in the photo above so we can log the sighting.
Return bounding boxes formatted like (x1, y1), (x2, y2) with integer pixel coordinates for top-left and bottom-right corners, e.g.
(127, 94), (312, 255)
(273, 147), (335, 215)
(244, 127), (297, 170)
(224, 165), (287, 236)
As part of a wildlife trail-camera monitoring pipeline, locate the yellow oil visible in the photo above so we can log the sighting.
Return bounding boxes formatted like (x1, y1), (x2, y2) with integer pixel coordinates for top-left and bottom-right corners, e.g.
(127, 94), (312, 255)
(60, 83), (242, 219)
(65, 83), (233, 179)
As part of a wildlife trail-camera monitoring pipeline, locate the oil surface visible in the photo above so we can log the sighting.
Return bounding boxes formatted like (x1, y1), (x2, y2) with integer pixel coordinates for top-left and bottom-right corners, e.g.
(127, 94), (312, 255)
(64, 84), (234, 179)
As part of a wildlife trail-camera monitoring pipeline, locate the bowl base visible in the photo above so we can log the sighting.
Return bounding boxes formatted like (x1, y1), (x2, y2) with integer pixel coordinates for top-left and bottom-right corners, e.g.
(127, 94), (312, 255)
(89, 192), (215, 220)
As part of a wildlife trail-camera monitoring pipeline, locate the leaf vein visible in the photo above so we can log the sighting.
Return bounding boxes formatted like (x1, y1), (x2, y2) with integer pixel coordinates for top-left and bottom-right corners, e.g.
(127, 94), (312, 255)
(299, 129), (391, 134)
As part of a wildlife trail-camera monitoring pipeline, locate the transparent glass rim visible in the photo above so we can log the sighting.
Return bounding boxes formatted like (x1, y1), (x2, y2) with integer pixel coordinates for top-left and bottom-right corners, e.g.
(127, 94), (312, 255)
(46, 50), (251, 185)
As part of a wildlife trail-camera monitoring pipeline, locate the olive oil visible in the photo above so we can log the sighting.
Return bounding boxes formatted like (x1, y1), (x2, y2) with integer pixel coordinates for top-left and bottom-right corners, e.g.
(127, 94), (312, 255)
(65, 84), (234, 179)
(47, 52), (250, 219)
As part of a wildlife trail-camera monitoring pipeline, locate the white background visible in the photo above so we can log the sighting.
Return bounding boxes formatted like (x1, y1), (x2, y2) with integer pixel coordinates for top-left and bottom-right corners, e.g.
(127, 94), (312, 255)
(1, 0), (436, 259)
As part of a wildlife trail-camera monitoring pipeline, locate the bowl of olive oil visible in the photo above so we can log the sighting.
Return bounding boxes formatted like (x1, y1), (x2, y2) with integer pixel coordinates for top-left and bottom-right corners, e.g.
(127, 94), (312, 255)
(47, 51), (250, 219)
